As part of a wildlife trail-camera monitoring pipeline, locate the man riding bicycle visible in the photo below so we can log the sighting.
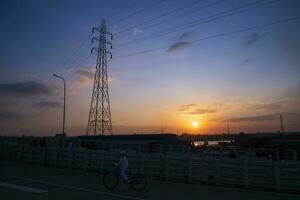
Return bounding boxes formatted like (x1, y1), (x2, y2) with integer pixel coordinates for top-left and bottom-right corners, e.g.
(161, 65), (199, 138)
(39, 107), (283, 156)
(115, 150), (129, 183)
(103, 150), (147, 191)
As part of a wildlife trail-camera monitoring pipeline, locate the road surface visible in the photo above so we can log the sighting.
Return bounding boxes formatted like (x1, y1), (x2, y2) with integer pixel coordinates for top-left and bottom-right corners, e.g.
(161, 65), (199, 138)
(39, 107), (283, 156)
(0, 161), (298, 200)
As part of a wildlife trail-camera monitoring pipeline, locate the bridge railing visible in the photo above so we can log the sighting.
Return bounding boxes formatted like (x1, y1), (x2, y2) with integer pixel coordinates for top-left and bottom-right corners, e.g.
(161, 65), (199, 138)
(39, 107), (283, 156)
(0, 144), (299, 194)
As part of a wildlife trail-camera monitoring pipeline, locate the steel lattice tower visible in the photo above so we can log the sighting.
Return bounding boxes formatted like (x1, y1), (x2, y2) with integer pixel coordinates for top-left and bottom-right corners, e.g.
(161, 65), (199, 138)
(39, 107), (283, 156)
(86, 19), (113, 135)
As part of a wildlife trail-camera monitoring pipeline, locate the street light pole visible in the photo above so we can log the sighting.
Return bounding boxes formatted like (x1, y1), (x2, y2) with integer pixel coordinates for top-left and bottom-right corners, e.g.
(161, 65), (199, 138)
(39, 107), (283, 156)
(53, 74), (66, 135)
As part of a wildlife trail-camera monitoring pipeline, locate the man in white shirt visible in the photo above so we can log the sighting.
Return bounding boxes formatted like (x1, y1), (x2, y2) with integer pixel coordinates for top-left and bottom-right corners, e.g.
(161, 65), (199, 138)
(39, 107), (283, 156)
(116, 150), (129, 182)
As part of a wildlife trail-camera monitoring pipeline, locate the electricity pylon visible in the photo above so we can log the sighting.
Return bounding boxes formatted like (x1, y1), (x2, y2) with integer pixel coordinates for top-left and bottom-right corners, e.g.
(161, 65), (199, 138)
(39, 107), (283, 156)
(86, 19), (113, 135)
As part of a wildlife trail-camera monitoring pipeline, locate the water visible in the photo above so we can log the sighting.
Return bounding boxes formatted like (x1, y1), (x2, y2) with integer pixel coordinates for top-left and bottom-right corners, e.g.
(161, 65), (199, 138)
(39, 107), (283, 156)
(194, 140), (231, 146)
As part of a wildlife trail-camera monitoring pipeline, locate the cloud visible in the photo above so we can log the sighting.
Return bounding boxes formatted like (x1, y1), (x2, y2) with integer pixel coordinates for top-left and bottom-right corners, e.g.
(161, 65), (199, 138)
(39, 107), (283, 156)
(71, 67), (117, 92)
(0, 81), (53, 97)
(243, 32), (266, 47)
(248, 101), (285, 111)
(178, 31), (194, 40)
(177, 104), (195, 111)
(0, 111), (24, 120)
(33, 101), (62, 108)
(188, 108), (217, 115)
(177, 104), (217, 115)
(228, 114), (279, 122)
(75, 67), (95, 84)
(239, 58), (256, 67)
(133, 27), (143, 35)
(167, 31), (195, 53)
(167, 42), (190, 52)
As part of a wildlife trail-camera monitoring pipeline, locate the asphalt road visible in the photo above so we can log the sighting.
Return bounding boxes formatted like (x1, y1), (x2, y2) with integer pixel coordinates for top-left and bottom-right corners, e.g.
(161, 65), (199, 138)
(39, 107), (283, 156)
(0, 161), (299, 200)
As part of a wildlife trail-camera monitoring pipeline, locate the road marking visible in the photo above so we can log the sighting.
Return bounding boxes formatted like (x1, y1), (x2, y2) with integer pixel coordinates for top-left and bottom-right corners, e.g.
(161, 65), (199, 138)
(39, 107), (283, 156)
(0, 175), (146, 200)
(0, 181), (47, 194)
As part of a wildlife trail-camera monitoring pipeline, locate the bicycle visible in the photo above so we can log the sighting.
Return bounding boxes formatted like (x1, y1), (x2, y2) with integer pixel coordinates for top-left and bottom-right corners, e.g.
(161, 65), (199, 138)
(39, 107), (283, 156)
(102, 166), (147, 191)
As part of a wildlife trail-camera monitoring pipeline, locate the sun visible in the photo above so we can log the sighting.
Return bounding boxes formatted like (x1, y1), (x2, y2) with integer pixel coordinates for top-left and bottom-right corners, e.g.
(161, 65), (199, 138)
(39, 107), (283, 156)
(192, 121), (199, 128)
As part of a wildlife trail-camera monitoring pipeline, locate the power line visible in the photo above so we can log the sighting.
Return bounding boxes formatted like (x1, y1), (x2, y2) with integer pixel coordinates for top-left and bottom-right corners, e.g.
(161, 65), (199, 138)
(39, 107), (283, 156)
(34, 33), (92, 87)
(115, 0), (273, 47)
(113, 16), (300, 59)
(114, 0), (278, 48)
(65, 54), (93, 79)
(114, 0), (205, 35)
(117, 0), (224, 36)
(63, 44), (92, 75)
(111, 0), (168, 26)
(60, 34), (92, 69)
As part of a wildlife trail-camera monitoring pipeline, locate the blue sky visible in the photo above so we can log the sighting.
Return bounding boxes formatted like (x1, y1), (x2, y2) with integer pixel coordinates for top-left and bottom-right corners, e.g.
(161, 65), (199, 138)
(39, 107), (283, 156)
(0, 0), (300, 135)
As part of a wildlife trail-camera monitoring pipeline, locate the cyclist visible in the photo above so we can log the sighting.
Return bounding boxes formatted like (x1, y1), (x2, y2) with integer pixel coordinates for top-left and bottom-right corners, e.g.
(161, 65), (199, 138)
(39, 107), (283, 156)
(115, 150), (129, 183)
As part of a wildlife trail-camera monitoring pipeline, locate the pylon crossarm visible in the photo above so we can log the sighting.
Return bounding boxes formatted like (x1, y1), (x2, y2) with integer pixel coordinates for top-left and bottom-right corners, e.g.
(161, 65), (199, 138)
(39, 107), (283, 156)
(92, 27), (100, 33)
(92, 37), (99, 43)
(106, 41), (113, 49)
(91, 47), (99, 54)
(106, 51), (112, 59)
(106, 32), (113, 40)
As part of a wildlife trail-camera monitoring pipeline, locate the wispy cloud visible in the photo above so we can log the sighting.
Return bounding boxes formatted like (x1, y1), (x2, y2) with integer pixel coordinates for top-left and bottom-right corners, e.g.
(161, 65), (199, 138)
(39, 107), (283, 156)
(228, 114), (279, 122)
(133, 27), (143, 35)
(177, 104), (195, 111)
(239, 58), (256, 67)
(177, 104), (217, 115)
(167, 31), (195, 53)
(0, 111), (24, 120)
(178, 31), (194, 40)
(33, 101), (62, 108)
(0, 81), (53, 97)
(188, 108), (217, 115)
(71, 66), (117, 92)
(243, 32), (267, 47)
(167, 42), (190, 52)
(74, 67), (95, 85)
(248, 101), (286, 111)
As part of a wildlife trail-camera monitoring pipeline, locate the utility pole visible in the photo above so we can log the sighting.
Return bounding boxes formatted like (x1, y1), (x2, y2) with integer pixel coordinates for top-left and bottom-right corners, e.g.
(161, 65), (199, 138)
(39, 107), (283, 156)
(227, 121), (231, 135)
(53, 74), (66, 135)
(280, 113), (285, 133)
(86, 19), (113, 135)
(161, 126), (164, 134)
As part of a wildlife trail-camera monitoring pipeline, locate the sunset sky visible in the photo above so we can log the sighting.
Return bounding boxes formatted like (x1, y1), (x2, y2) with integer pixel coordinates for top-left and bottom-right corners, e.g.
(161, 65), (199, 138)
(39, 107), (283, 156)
(0, 0), (299, 136)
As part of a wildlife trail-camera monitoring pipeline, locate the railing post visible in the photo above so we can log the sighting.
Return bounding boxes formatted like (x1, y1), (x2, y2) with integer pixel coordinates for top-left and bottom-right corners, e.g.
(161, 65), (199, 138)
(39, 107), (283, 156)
(164, 156), (169, 181)
(29, 147), (33, 163)
(187, 157), (193, 183)
(292, 149), (297, 161)
(84, 150), (89, 171)
(41, 149), (46, 165)
(215, 159), (220, 185)
(100, 150), (104, 172)
(54, 149), (59, 167)
(139, 155), (145, 175)
(276, 150), (280, 161)
(170, 145), (173, 153)
(68, 150), (73, 169)
(243, 161), (249, 189)
(0, 143), (3, 159)
(8, 145), (13, 160)
(18, 146), (23, 162)
(274, 161), (282, 192)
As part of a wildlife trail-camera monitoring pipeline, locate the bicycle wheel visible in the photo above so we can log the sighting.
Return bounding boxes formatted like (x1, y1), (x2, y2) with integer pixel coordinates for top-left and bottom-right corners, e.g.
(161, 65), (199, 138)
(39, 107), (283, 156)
(102, 172), (119, 190)
(130, 174), (147, 191)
